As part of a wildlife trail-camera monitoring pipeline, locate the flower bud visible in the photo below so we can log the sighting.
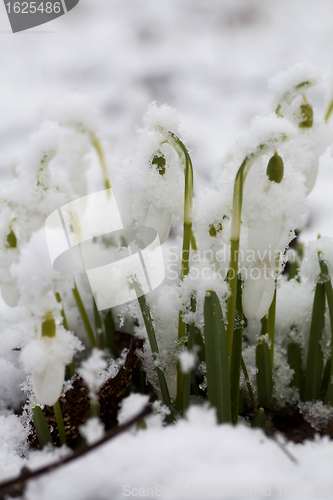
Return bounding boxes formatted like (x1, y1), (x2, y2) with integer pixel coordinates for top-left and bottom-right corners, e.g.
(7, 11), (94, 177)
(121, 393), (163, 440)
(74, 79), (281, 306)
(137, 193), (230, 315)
(41, 311), (56, 338)
(6, 229), (17, 249)
(266, 152), (284, 183)
(151, 152), (166, 176)
(242, 261), (275, 320)
(209, 221), (223, 237)
(299, 103), (313, 128)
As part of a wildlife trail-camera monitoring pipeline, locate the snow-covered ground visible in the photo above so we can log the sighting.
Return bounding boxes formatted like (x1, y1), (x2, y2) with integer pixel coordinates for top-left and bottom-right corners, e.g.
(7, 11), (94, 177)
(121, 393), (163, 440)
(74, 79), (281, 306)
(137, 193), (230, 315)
(1, 1), (333, 499)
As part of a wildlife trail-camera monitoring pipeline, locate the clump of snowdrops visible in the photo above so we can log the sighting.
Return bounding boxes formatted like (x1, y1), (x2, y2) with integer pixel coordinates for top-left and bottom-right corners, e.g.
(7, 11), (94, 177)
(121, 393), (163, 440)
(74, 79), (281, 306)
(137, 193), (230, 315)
(1, 64), (333, 452)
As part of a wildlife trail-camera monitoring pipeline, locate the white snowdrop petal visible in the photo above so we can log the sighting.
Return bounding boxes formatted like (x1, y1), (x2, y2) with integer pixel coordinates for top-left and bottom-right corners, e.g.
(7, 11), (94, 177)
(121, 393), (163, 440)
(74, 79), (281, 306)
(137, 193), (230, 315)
(144, 206), (171, 245)
(242, 264), (275, 320)
(0, 279), (20, 308)
(32, 363), (65, 406)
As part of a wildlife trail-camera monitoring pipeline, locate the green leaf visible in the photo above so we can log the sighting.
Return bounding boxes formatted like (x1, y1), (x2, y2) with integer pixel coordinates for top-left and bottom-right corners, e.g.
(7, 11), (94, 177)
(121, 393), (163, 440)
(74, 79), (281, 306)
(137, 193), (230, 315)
(287, 342), (304, 400)
(251, 407), (266, 428)
(104, 310), (117, 358)
(135, 286), (175, 421)
(204, 291), (231, 423)
(304, 281), (325, 401)
(32, 406), (53, 449)
(318, 256), (333, 405)
(72, 282), (96, 348)
(230, 277), (243, 424)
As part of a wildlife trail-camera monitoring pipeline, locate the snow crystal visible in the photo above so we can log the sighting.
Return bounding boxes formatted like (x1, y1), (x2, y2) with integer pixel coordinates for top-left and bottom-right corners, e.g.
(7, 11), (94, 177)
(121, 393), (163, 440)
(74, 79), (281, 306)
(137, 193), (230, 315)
(77, 349), (107, 402)
(179, 350), (196, 374)
(299, 401), (333, 432)
(118, 393), (150, 426)
(45, 93), (100, 134)
(79, 417), (105, 445)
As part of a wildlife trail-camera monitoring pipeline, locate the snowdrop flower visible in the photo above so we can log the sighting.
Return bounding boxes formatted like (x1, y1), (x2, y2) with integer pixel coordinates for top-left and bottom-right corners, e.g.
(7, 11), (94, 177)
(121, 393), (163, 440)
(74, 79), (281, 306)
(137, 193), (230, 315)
(269, 63), (333, 195)
(242, 153), (293, 320)
(20, 313), (83, 406)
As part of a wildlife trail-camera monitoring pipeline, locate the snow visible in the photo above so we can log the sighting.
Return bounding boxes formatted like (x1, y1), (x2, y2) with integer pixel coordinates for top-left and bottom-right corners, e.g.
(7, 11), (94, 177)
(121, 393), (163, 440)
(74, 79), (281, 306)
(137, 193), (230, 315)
(77, 349), (107, 402)
(2, 1), (333, 498)
(118, 394), (150, 426)
(11, 405), (333, 500)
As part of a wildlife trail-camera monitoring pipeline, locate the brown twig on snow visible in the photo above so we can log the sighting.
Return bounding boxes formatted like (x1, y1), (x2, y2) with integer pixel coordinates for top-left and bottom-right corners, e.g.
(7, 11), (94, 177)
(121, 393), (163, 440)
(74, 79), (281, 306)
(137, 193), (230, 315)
(0, 405), (152, 499)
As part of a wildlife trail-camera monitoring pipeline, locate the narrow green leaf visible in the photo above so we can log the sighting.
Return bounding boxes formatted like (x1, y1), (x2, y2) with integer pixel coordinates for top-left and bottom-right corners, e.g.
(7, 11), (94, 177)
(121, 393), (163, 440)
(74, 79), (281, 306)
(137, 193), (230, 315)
(32, 406), (53, 449)
(256, 339), (273, 409)
(204, 291), (231, 423)
(318, 257), (333, 405)
(251, 407), (266, 428)
(230, 277), (243, 424)
(287, 342), (304, 400)
(104, 310), (117, 358)
(53, 401), (66, 446)
(322, 359), (331, 402)
(93, 298), (106, 349)
(135, 286), (175, 421)
(304, 281), (325, 401)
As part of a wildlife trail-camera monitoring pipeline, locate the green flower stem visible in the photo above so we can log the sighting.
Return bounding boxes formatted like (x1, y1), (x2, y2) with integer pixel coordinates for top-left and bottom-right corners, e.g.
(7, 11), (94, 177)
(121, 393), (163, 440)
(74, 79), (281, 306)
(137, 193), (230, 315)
(182, 295), (196, 414)
(230, 277), (243, 424)
(157, 130), (194, 415)
(304, 277), (325, 401)
(55, 293), (69, 330)
(325, 100), (333, 123)
(227, 153), (257, 355)
(267, 254), (280, 367)
(72, 282), (96, 348)
(135, 285), (174, 420)
(32, 406), (53, 449)
(204, 291), (231, 423)
(53, 401), (66, 446)
(267, 288), (277, 367)
(90, 132), (111, 191)
(56, 293), (74, 377)
(318, 256), (333, 404)
(227, 140), (287, 357)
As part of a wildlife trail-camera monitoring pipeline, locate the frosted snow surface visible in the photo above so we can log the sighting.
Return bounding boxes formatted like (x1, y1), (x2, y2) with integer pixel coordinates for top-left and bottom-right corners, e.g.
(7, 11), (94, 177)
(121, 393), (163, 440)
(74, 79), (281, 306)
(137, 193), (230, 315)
(22, 406), (333, 500)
